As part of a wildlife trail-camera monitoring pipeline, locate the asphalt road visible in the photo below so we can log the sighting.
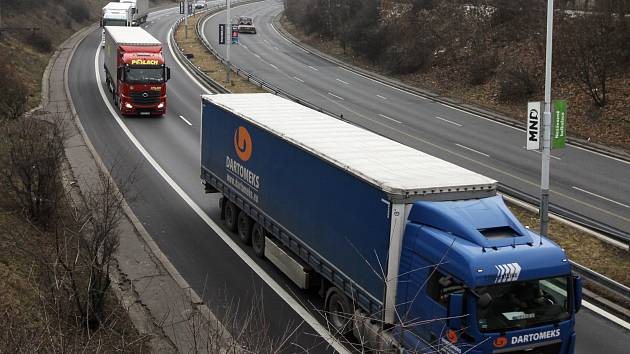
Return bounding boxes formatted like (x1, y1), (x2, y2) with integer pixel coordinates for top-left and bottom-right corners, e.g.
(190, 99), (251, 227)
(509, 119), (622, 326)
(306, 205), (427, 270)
(65, 3), (630, 354)
(202, 0), (630, 240)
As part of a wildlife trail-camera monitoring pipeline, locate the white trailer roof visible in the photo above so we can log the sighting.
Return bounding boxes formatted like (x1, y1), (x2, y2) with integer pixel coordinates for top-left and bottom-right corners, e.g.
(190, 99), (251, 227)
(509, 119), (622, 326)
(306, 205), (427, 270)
(203, 93), (497, 200)
(103, 2), (132, 11)
(104, 26), (161, 46)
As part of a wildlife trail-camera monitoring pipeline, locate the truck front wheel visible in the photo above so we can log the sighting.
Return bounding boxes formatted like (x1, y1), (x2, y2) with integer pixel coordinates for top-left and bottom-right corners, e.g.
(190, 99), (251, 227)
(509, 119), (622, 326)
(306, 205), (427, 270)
(224, 200), (239, 232)
(325, 288), (353, 335)
(251, 223), (265, 258)
(237, 211), (253, 245)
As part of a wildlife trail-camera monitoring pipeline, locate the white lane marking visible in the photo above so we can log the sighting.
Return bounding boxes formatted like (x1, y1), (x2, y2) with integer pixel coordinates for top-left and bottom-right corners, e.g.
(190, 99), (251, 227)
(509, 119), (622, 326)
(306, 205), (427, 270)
(308, 65), (318, 71)
(253, 53), (261, 59)
(583, 300), (630, 330)
(269, 63), (278, 70)
(456, 143), (490, 157)
(337, 66), (423, 98)
(435, 116), (462, 127)
(377, 94), (387, 100)
(273, 46), (280, 50)
(328, 92), (344, 100)
(300, 47), (309, 54)
(270, 22), (291, 43)
(94, 45), (349, 354)
(167, 28), (211, 95)
(570, 144), (630, 166)
(379, 114), (402, 124)
(179, 115), (192, 126)
(524, 147), (562, 160)
(293, 76), (304, 83)
(336, 78), (350, 85)
(572, 187), (630, 208)
(241, 44), (248, 49)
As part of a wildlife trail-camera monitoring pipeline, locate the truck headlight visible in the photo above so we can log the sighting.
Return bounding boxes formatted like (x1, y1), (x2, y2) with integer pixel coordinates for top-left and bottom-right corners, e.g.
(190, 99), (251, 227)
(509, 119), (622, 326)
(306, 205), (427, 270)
(157, 102), (164, 109)
(125, 102), (133, 109)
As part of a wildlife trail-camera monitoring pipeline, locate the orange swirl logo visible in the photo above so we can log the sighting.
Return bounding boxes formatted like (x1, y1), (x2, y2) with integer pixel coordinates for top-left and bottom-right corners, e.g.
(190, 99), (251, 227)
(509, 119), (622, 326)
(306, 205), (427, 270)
(493, 336), (508, 348)
(234, 126), (252, 161)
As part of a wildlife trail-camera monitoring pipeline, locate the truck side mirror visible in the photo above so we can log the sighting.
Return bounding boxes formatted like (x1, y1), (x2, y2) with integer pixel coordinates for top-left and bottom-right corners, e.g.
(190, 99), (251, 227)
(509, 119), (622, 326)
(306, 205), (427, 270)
(166, 67), (171, 82)
(573, 275), (582, 313)
(447, 292), (465, 330)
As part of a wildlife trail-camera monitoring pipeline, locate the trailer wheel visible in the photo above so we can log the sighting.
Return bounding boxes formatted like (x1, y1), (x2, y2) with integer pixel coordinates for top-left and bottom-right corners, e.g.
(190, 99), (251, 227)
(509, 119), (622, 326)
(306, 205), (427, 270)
(237, 211), (253, 245)
(224, 200), (238, 232)
(325, 288), (352, 335)
(251, 223), (265, 258)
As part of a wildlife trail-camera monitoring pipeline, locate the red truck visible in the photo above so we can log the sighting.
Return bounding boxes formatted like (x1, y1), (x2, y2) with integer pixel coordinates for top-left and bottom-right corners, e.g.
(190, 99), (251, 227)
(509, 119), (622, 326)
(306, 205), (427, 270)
(103, 26), (171, 116)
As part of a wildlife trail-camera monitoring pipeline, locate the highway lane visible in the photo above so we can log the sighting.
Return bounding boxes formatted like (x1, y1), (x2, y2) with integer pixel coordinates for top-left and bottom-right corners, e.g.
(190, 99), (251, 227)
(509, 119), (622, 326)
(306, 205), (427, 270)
(68, 7), (343, 354)
(202, 0), (630, 239)
(66, 4), (629, 354)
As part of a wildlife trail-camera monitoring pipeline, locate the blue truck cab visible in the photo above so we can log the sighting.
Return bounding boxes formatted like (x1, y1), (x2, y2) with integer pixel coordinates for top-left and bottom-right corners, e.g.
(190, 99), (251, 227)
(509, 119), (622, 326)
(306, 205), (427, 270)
(199, 93), (581, 353)
(396, 197), (581, 353)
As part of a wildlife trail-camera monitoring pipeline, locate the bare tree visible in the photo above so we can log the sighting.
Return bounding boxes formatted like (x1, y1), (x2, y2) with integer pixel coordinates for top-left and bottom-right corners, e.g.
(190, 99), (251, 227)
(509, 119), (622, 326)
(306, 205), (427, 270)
(0, 114), (66, 227)
(556, 1), (629, 107)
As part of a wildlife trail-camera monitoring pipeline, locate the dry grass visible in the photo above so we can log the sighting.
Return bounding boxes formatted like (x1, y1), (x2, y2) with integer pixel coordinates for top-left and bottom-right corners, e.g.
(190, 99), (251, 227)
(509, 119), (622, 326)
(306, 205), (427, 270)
(174, 12), (265, 94)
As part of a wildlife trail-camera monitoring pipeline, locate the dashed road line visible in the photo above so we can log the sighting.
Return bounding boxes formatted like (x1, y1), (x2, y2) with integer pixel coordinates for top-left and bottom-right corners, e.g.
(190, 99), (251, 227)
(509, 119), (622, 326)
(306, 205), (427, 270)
(336, 78), (350, 85)
(379, 114), (402, 124)
(328, 92), (344, 100)
(435, 116), (462, 127)
(179, 115), (192, 126)
(270, 63), (278, 70)
(573, 187), (630, 208)
(308, 65), (319, 71)
(456, 144), (490, 157)
(293, 76), (304, 83)
(525, 147), (562, 160)
(377, 94), (387, 100)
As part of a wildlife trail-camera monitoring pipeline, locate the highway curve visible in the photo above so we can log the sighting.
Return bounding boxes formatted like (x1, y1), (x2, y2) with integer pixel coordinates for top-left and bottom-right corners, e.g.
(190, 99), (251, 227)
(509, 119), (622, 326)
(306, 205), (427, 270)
(66, 2), (629, 353)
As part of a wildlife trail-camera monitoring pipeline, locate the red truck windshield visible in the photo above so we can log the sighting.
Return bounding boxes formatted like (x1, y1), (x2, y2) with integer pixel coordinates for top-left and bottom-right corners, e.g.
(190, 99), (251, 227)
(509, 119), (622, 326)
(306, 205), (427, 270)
(126, 66), (164, 84)
(476, 276), (571, 332)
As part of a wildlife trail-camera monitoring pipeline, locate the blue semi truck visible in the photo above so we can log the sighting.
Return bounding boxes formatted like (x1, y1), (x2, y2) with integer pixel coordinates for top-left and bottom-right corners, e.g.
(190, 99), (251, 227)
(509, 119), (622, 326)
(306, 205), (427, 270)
(200, 93), (582, 353)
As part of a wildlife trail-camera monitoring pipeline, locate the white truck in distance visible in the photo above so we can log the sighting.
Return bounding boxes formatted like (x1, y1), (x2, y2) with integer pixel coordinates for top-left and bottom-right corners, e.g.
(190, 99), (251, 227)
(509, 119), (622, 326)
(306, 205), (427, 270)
(120, 0), (149, 26)
(101, 2), (133, 46)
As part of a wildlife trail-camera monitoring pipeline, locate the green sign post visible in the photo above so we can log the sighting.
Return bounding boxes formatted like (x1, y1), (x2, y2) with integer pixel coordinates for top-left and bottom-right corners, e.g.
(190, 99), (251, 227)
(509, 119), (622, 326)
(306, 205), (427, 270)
(552, 100), (567, 149)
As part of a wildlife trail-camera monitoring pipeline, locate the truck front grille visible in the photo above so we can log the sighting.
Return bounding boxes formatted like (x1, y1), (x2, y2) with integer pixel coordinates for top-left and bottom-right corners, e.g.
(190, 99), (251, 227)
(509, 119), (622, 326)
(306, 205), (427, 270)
(129, 91), (161, 105)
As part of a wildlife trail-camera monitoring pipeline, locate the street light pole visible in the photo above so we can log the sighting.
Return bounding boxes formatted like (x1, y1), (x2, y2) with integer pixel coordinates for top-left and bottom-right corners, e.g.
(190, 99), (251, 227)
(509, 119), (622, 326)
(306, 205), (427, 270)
(540, 0), (554, 240)
(226, 0), (231, 83)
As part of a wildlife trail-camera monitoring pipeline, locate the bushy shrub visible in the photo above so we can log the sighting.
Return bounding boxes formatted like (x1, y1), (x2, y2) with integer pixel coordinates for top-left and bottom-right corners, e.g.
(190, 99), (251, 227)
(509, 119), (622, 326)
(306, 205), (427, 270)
(497, 67), (536, 103)
(468, 52), (498, 85)
(65, 0), (91, 23)
(24, 30), (53, 52)
(0, 55), (28, 120)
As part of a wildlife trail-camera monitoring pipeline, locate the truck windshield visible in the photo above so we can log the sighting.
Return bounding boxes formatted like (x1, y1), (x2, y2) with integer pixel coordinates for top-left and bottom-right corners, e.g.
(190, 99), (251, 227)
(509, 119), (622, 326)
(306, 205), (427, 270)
(103, 19), (127, 26)
(476, 276), (571, 332)
(126, 67), (164, 84)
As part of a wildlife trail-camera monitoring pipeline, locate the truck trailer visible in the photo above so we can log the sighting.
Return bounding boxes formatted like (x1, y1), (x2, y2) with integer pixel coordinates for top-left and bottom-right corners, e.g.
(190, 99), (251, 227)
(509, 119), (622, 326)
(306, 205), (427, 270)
(103, 26), (170, 116)
(101, 2), (133, 46)
(200, 93), (582, 353)
(120, 0), (149, 26)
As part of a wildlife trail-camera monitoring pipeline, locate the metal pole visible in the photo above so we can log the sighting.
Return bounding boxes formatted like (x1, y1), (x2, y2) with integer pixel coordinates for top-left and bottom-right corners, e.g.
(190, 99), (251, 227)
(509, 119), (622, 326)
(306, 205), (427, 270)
(540, 0), (554, 239)
(226, 0), (231, 83)
(184, 1), (188, 39)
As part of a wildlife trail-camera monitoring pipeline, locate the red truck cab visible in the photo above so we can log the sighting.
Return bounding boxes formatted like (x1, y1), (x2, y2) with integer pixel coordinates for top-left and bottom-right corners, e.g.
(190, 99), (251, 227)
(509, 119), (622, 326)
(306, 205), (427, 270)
(104, 26), (171, 116)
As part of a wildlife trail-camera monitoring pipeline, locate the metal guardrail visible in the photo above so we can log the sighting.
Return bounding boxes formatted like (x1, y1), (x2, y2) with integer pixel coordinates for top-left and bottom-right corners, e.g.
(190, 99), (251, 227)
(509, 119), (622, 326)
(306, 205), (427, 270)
(169, 1), (630, 309)
(571, 261), (630, 301)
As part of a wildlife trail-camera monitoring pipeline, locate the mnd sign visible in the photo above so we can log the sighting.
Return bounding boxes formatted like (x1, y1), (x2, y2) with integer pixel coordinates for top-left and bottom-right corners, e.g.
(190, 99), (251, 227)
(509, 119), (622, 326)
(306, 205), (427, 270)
(527, 102), (542, 150)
